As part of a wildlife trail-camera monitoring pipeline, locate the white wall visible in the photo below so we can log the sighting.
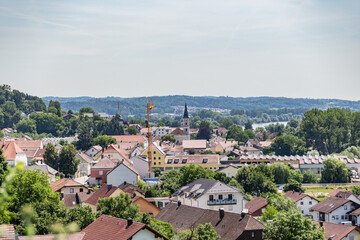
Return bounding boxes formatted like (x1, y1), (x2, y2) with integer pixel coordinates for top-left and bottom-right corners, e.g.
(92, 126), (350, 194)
(343, 230), (360, 240)
(15, 153), (28, 166)
(132, 157), (149, 179)
(107, 164), (138, 186)
(296, 196), (319, 216)
(132, 229), (159, 240)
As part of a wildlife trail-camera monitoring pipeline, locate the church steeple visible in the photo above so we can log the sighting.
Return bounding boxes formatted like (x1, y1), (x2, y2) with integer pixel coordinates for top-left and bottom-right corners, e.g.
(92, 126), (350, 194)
(183, 104), (189, 118)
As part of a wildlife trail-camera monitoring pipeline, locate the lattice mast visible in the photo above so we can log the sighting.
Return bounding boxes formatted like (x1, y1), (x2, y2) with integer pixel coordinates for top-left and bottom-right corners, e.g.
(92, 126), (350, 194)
(147, 97), (155, 173)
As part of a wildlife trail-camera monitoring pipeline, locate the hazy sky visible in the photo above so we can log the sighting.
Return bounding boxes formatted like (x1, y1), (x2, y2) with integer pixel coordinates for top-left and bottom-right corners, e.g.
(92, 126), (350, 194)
(0, 0), (359, 100)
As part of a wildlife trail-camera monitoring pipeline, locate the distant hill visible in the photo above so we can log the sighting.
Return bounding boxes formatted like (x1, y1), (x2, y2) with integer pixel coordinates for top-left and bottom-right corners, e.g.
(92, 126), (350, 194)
(42, 95), (360, 117)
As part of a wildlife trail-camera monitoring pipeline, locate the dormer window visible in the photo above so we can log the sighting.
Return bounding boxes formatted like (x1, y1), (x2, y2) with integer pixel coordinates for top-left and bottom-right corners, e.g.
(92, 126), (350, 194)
(174, 159), (179, 164)
(203, 158), (208, 163)
(182, 159), (187, 164)
(167, 159), (172, 164)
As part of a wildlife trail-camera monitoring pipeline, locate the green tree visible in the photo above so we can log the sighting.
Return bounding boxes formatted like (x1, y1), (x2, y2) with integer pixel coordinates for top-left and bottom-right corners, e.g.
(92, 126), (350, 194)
(179, 164), (215, 187)
(48, 100), (62, 117)
(196, 223), (220, 240)
(5, 169), (67, 235)
(260, 205), (278, 222)
(127, 126), (138, 135)
(213, 172), (231, 184)
(79, 107), (95, 115)
(269, 134), (306, 156)
(66, 205), (96, 230)
(287, 118), (300, 129)
(76, 128), (94, 151)
(93, 135), (116, 150)
(267, 194), (297, 212)
(218, 118), (233, 129)
(351, 186), (360, 195)
(244, 121), (253, 130)
(283, 179), (304, 192)
(105, 114), (124, 135)
(15, 118), (37, 134)
(149, 218), (175, 240)
(263, 210), (325, 240)
(302, 170), (318, 183)
(271, 163), (291, 184)
(196, 121), (212, 141)
(161, 134), (176, 143)
(0, 148), (8, 185)
(320, 158), (351, 183)
(59, 144), (79, 177)
(44, 143), (59, 170)
(97, 193), (140, 220)
(340, 146), (360, 158)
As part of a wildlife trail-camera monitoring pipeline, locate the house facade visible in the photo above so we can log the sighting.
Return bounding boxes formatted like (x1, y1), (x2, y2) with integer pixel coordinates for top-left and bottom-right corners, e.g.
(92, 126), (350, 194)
(173, 178), (248, 214)
(283, 191), (319, 216)
(164, 154), (220, 171)
(106, 161), (140, 186)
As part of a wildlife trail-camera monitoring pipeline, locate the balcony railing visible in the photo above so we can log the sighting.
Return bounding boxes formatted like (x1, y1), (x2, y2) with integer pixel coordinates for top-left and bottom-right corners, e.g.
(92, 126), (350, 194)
(207, 199), (237, 205)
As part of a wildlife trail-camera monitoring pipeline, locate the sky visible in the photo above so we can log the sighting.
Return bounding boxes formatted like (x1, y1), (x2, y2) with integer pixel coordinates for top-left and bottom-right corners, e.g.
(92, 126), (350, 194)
(0, 0), (359, 100)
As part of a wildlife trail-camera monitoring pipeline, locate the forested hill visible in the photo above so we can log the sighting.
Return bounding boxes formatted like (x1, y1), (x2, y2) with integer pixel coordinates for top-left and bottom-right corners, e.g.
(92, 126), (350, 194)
(42, 95), (360, 116)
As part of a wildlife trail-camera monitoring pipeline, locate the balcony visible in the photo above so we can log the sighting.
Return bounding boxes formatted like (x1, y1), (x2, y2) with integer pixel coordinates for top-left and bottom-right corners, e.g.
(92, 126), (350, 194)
(207, 199), (237, 205)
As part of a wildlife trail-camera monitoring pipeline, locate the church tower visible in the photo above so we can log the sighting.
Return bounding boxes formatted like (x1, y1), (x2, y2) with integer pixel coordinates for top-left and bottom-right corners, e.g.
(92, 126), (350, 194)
(183, 104), (190, 140)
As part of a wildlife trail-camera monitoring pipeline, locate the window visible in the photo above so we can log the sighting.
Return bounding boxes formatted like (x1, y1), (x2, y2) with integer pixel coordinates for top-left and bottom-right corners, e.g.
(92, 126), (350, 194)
(153, 151), (156, 154)
(252, 232), (255, 238)
(99, 171), (103, 175)
(344, 205), (348, 210)
(154, 162), (156, 165)
(158, 162), (161, 165)
(210, 167), (212, 170)
(345, 215), (348, 220)
(219, 195), (223, 200)
(209, 195), (214, 201)
(158, 157), (161, 160)
(300, 201), (304, 205)
(153, 157), (156, 160)
(336, 215), (339, 220)
(302, 210), (304, 214)
(182, 159), (187, 164)
(70, 188), (74, 193)
(228, 194), (233, 200)
(202, 158), (208, 163)
(174, 159), (179, 164)
(341, 215), (344, 220)
(309, 201), (312, 205)
(332, 215), (335, 220)
(167, 159), (172, 164)
(80, 188), (83, 192)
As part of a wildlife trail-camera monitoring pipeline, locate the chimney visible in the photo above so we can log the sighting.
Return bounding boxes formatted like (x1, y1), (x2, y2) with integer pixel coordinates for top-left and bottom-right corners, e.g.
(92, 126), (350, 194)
(127, 218), (133, 228)
(87, 188), (91, 194)
(240, 209), (248, 220)
(219, 208), (225, 221)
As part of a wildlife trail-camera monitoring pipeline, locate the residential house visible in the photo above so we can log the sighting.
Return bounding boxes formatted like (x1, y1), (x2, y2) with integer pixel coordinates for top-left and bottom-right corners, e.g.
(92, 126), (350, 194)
(51, 178), (86, 195)
(111, 135), (147, 145)
(245, 197), (268, 217)
(1, 141), (27, 166)
(240, 146), (262, 155)
(81, 215), (168, 240)
(153, 127), (173, 137)
(15, 140), (43, 162)
(106, 161), (140, 186)
(62, 191), (93, 209)
(85, 145), (102, 158)
(131, 155), (149, 179)
(156, 203), (264, 240)
(245, 139), (260, 148)
(329, 190), (360, 205)
(216, 164), (239, 177)
(182, 140), (209, 154)
(96, 144), (133, 166)
(33, 149), (46, 164)
(315, 221), (360, 240)
(84, 184), (124, 211)
(62, 113), (79, 121)
(89, 157), (117, 185)
(27, 163), (58, 183)
(76, 152), (93, 177)
(283, 191), (319, 216)
(164, 154), (220, 171)
(129, 124), (142, 131)
(118, 182), (145, 198)
(42, 137), (77, 147)
(141, 142), (166, 171)
(171, 128), (188, 145)
(311, 196), (359, 224)
(173, 178), (248, 214)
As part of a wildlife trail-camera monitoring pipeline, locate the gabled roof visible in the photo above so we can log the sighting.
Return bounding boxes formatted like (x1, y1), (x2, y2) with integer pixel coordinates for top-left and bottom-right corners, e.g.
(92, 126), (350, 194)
(156, 203), (263, 240)
(173, 178), (246, 200)
(314, 221), (359, 240)
(84, 184), (121, 206)
(91, 157), (117, 169)
(34, 148), (46, 160)
(63, 192), (93, 208)
(106, 161), (140, 177)
(247, 139), (260, 146)
(245, 197), (268, 215)
(183, 140), (207, 149)
(119, 182), (145, 196)
(76, 152), (93, 163)
(15, 140), (42, 149)
(310, 197), (352, 214)
(283, 191), (317, 203)
(81, 215), (168, 240)
(1, 141), (24, 160)
(328, 189), (358, 200)
(27, 163), (58, 176)
(50, 178), (84, 192)
(110, 135), (147, 144)
(215, 164), (239, 172)
(171, 127), (186, 136)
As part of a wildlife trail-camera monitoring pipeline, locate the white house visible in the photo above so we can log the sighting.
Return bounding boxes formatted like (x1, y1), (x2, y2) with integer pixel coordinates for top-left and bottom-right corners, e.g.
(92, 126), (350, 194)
(106, 161), (140, 186)
(153, 127), (173, 137)
(173, 178), (248, 214)
(76, 152), (93, 177)
(216, 164), (239, 178)
(317, 221), (360, 240)
(283, 191), (319, 216)
(2, 141), (28, 166)
(131, 155), (149, 179)
(85, 145), (102, 158)
(311, 197), (359, 224)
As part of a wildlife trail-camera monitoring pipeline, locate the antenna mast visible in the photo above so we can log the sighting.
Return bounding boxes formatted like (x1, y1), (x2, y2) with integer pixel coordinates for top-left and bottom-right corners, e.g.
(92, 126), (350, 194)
(147, 97), (155, 173)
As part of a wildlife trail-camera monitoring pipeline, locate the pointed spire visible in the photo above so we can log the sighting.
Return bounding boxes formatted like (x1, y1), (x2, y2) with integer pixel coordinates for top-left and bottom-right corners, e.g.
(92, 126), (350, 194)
(183, 104), (189, 118)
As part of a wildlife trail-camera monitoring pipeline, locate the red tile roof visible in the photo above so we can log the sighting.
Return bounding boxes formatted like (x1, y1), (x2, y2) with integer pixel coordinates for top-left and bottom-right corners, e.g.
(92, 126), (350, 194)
(183, 140), (207, 149)
(1, 141), (24, 160)
(314, 221), (359, 240)
(171, 128), (186, 136)
(91, 157), (117, 170)
(283, 191), (316, 202)
(81, 215), (167, 240)
(310, 197), (351, 213)
(110, 135), (147, 144)
(245, 197), (267, 215)
(50, 178), (84, 192)
(84, 184), (120, 206)
(18, 233), (85, 240)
